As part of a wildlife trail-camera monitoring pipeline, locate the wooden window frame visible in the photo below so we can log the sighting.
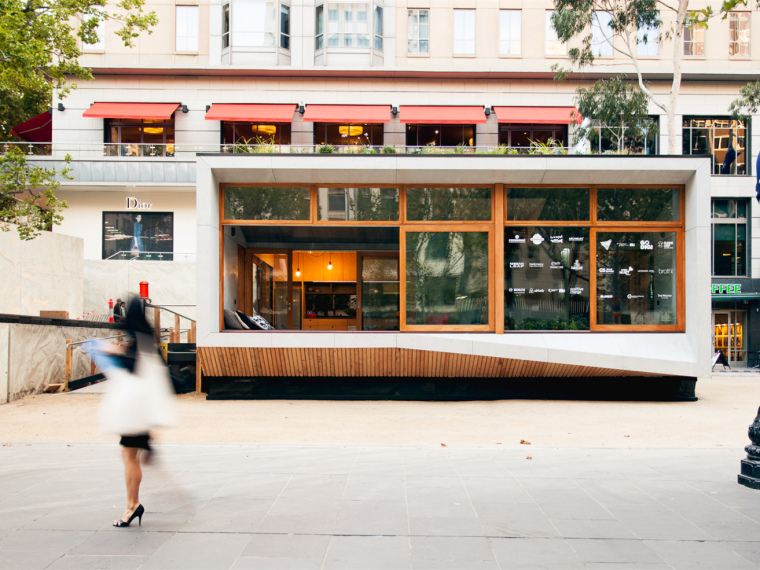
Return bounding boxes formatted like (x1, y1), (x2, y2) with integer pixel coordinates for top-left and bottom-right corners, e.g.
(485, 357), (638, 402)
(221, 183), (314, 225)
(404, 185), (495, 225)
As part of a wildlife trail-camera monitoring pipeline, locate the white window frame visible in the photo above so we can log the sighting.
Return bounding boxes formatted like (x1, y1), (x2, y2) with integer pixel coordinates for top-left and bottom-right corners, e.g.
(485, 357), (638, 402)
(453, 9), (475, 56)
(499, 10), (521, 56)
(176, 6), (199, 53)
(729, 12), (750, 57)
(545, 11), (567, 56)
(82, 13), (106, 52)
(407, 8), (429, 56)
(637, 22), (659, 57)
(683, 23), (705, 57)
(591, 11), (613, 57)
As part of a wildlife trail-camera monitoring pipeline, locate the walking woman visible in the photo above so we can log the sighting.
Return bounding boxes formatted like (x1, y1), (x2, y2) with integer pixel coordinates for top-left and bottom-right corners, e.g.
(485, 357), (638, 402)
(88, 298), (175, 527)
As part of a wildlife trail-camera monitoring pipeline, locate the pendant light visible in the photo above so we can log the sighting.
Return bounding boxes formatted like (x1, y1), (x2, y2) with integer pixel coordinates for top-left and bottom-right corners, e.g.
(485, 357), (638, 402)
(295, 252), (301, 278)
(327, 253), (333, 271)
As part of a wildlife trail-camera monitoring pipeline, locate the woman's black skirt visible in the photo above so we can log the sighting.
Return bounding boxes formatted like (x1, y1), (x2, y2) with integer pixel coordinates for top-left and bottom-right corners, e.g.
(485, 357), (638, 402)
(119, 434), (151, 451)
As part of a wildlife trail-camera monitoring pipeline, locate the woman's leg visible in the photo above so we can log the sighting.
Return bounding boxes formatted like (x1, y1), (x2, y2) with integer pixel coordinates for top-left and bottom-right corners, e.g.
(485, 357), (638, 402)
(118, 447), (142, 522)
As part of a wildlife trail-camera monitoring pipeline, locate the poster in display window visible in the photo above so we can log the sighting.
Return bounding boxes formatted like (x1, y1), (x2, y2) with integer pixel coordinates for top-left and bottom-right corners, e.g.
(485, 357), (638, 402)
(102, 212), (174, 260)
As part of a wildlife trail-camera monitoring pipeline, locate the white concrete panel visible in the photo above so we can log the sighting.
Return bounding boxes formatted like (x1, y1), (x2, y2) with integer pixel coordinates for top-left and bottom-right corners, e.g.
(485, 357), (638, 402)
(334, 334), (399, 348)
(0, 324), (9, 404)
(397, 334), (474, 356)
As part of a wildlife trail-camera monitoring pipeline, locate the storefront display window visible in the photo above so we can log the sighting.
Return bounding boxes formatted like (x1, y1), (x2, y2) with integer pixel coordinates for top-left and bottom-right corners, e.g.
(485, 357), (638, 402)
(222, 121), (291, 146)
(712, 198), (748, 276)
(596, 231), (677, 325)
(406, 188), (491, 221)
(682, 117), (749, 175)
(406, 124), (475, 147)
(102, 212), (174, 260)
(313, 123), (383, 146)
(105, 119), (175, 157)
(505, 227), (590, 330)
(361, 255), (399, 330)
(597, 188), (680, 222)
(318, 188), (399, 221)
(224, 187), (311, 221)
(405, 231), (489, 326)
(498, 125), (567, 148)
(507, 188), (589, 221)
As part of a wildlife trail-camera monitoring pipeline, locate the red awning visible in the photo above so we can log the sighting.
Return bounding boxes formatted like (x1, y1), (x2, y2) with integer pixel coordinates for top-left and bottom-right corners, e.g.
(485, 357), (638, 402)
(493, 107), (581, 124)
(83, 102), (180, 120)
(205, 104), (297, 122)
(10, 111), (52, 143)
(303, 105), (391, 123)
(400, 106), (488, 124)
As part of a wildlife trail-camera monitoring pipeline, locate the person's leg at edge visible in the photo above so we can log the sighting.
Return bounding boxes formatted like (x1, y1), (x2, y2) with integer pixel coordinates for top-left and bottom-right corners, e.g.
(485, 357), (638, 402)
(117, 447), (142, 524)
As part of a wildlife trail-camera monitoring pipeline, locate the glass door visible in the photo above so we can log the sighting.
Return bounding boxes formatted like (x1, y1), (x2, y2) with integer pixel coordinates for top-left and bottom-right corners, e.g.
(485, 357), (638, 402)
(359, 253), (400, 331)
(713, 310), (745, 363)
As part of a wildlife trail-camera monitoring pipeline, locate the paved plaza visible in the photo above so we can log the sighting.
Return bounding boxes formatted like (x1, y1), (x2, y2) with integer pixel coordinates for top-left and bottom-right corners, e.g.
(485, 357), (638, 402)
(1, 442), (759, 569)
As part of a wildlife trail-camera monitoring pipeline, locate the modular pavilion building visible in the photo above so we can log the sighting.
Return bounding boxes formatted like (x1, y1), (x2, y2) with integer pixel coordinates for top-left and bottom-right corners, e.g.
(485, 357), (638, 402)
(20, 0), (760, 393)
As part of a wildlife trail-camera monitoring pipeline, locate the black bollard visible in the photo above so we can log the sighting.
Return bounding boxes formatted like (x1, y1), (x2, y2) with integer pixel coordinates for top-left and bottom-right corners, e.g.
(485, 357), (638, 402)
(738, 406), (760, 489)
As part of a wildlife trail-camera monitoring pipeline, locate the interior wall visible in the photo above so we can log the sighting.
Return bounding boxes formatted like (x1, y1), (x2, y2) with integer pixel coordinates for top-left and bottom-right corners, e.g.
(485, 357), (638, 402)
(223, 227), (245, 312)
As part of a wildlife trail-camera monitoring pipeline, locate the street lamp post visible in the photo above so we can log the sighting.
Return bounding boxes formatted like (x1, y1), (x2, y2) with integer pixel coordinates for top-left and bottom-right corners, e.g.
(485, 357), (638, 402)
(738, 406), (760, 489)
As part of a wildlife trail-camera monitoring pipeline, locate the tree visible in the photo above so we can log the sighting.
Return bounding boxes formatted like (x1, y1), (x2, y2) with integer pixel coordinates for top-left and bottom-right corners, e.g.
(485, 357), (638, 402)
(551, 0), (756, 154)
(729, 81), (760, 120)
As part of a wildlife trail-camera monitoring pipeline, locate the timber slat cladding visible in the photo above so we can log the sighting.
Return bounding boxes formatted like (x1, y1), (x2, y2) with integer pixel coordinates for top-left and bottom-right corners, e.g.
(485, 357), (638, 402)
(196, 347), (660, 379)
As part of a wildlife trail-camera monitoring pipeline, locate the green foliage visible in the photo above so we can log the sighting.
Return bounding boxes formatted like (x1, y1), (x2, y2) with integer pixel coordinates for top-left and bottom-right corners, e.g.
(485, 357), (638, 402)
(348, 188), (399, 221)
(359, 146), (378, 154)
(729, 81), (760, 121)
(381, 145), (397, 154)
(317, 144), (336, 153)
(224, 186), (310, 221)
(231, 137), (277, 154)
(527, 138), (567, 155)
(508, 316), (589, 331)
(0, 146), (71, 240)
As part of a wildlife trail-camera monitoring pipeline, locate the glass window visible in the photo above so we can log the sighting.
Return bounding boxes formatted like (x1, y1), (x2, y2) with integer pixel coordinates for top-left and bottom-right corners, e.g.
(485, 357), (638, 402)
(222, 4), (230, 48)
(586, 116), (659, 155)
(453, 9), (476, 55)
(499, 10), (521, 55)
(280, 4), (290, 49)
(684, 23), (704, 56)
(82, 13), (105, 51)
(407, 9), (429, 55)
(233, 0), (277, 47)
(105, 119), (175, 157)
(505, 227), (590, 330)
(546, 11), (566, 56)
(712, 198), (748, 276)
(362, 256), (399, 331)
(316, 4), (324, 49)
(499, 124), (568, 148)
(729, 12), (750, 57)
(407, 188), (491, 222)
(224, 187), (311, 220)
(406, 232), (489, 325)
(406, 124), (476, 147)
(374, 5), (383, 50)
(597, 188), (679, 222)
(313, 123), (384, 146)
(596, 231), (677, 325)
(637, 22), (659, 56)
(591, 11), (613, 57)
(176, 6), (199, 52)
(318, 188), (399, 221)
(325, 2), (370, 48)
(221, 122), (291, 146)
(507, 188), (589, 221)
(103, 212), (174, 260)
(682, 117), (749, 175)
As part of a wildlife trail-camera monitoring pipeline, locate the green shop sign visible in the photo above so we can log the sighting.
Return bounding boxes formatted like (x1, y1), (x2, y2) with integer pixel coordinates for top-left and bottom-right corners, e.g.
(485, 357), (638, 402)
(712, 284), (742, 294)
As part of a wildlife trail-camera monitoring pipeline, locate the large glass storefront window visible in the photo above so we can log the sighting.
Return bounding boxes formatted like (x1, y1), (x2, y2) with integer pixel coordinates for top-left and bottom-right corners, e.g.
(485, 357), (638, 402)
(406, 231), (489, 326)
(313, 123), (384, 146)
(505, 227), (590, 330)
(498, 124), (567, 148)
(682, 117), (749, 175)
(596, 231), (677, 325)
(507, 188), (589, 221)
(224, 187), (311, 221)
(222, 121), (291, 146)
(597, 187), (680, 222)
(406, 124), (475, 147)
(712, 198), (748, 276)
(105, 119), (175, 157)
(103, 212), (174, 260)
(317, 188), (399, 221)
(361, 255), (399, 330)
(407, 188), (491, 222)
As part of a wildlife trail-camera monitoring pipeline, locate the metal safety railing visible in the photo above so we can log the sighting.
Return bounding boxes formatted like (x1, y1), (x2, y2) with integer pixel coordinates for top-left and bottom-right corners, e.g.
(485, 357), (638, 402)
(145, 304), (196, 344)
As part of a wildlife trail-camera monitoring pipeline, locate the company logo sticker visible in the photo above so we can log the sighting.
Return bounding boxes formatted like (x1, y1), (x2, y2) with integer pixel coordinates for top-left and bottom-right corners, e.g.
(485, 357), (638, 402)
(530, 233), (545, 245)
(600, 239), (612, 250)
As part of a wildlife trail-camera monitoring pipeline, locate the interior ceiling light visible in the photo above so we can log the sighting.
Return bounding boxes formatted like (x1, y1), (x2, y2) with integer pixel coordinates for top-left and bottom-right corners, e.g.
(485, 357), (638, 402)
(295, 252), (301, 277)
(257, 124), (277, 134)
(143, 127), (164, 134)
(338, 125), (363, 137)
(327, 253), (333, 271)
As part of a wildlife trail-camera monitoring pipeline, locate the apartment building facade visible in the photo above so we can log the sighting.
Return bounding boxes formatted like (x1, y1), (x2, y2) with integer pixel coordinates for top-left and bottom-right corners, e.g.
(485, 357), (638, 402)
(21, 0), (760, 385)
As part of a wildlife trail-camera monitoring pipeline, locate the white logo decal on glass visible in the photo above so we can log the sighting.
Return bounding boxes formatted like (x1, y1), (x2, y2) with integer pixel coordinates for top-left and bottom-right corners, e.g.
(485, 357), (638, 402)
(530, 233), (545, 245)
(600, 239), (612, 250)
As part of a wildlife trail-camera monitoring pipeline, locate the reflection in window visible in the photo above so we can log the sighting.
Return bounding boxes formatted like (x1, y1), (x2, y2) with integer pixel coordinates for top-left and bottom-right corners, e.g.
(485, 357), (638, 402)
(507, 188), (589, 221)
(318, 188), (399, 221)
(102, 212), (174, 260)
(406, 124), (475, 147)
(585, 116), (659, 155)
(224, 187), (310, 220)
(499, 10), (521, 55)
(105, 118), (175, 157)
(406, 232), (489, 325)
(597, 188), (679, 222)
(498, 124), (567, 148)
(362, 256), (399, 330)
(313, 123), (384, 146)
(82, 13), (105, 51)
(591, 12), (613, 57)
(324, 2), (371, 48)
(232, 1), (277, 47)
(682, 117), (749, 175)
(280, 5), (290, 49)
(637, 22), (659, 56)
(712, 198), (748, 276)
(407, 188), (491, 221)
(374, 5), (383, 50)
(407, 9), (429, 54)
(505, 227), (589, 330)
(222, 121), (291, 145)
(684, 23), (704, 56)
(596, 232), (677, 325)
(222, 4), (230, 48)
(453, 9), (475, 55)
(546, 11), (567, 56)
(729, 12), (750, 57)
(176, 6), (199, 52)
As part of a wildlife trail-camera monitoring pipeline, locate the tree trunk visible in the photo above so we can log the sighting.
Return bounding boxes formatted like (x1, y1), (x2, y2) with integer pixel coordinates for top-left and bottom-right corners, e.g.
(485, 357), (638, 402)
(668, 0), (690, 155)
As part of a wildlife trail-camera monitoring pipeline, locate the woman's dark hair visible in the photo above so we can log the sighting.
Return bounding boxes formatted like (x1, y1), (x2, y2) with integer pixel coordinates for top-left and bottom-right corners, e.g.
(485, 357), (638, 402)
(125, 298), (152, 335)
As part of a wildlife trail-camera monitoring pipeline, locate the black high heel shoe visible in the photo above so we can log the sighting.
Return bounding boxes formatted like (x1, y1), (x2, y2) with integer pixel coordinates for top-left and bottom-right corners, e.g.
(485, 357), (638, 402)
(113, 504), (144, 527)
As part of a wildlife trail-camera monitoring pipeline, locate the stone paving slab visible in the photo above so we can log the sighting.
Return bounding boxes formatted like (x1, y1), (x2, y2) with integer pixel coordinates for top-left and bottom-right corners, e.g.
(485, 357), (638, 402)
(0, 443), (759, 569)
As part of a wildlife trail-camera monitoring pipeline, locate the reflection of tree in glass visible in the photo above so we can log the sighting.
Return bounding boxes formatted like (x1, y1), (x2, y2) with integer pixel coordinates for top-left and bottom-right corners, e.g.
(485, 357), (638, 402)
(349, 188), (399, 221)
(597, 188), (678, 222)
(507, 188), (589, 221)
(225, 187), (310, 220)
(407, 188), (491, 221)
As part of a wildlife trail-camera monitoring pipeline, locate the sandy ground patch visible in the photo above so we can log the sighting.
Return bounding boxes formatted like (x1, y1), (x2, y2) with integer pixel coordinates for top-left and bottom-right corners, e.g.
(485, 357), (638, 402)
(1, 376), (758, 448)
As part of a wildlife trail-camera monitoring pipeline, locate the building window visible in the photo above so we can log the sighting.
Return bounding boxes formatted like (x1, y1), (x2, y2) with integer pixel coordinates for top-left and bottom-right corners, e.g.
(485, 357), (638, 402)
(103, 212), (174, 261)
(82, 13), (105, 51)
(586, 116), (659, 155)
(498, 124), (567, 148)
(316, 5), (324, 49)
(712, 199), (748, 276)
(176, 6), (199, 52)
(105, 119), (175, 157)
(591, 11), (613, 57)
(453, 9), (475, 55)
(637, 22), (659, 56)
(499, 10), (521, 56)
(729, 12), (750, 57)
(222, 122), (292, 146)
(682, 117), (749, 175)
(222, 4), (230, 48)
(313, 123), (384, 146)
(683, 23), (704, 56)
(546, 11), (566, 56)
(407, 9), (429, 55)
(406, 124), (476, 147)
(374, 5), (383, 50)
(280, 5), (290, 49)
(325, 2), (371, 48)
